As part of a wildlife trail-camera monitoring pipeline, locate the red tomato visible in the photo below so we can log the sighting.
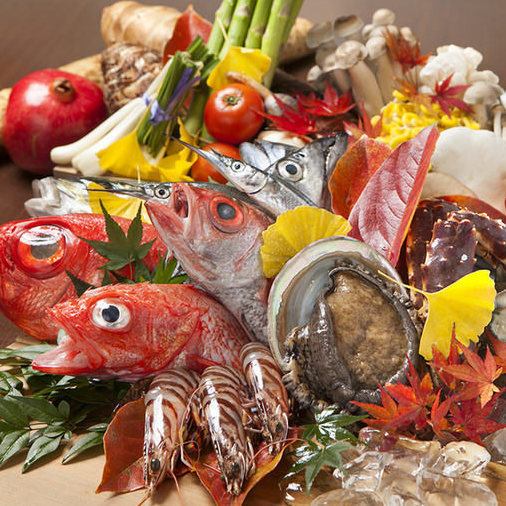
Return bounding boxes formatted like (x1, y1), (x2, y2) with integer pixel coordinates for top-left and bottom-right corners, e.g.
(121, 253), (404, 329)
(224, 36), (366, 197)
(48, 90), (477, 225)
(163, 6), (212, 62)
(191, 142), (241, 184)
(204, 84), (264, 145)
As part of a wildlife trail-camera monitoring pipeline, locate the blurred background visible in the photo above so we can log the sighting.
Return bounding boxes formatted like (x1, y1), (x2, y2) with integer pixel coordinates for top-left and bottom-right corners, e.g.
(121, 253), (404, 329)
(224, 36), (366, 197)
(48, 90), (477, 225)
(1, 0), (505, 88)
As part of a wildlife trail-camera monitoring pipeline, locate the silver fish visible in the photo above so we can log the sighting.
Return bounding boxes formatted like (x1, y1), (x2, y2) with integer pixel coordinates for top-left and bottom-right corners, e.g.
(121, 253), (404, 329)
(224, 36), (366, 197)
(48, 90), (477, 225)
(145, 182), (273, 343)
(178, 135), (347, 215)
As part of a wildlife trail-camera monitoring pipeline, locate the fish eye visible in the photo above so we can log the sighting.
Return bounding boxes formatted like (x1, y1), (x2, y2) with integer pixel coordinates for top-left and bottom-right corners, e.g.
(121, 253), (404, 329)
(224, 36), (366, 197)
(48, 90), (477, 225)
(91, 299), (131, 331)
(15, 225), (69, 279)
(150, 458), (161, 472)
(209, 196), (244, 233)
(154, 185), (171, 199)
(230, 160), (244, 172)
(277, 160), (303, 181)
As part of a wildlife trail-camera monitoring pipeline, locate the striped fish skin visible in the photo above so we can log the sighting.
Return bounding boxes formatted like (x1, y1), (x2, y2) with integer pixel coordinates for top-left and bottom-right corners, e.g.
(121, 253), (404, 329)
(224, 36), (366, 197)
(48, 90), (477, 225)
(241, 343), (290, 453)
(195, 365), (255, 496)
(143, 368), (200, 493)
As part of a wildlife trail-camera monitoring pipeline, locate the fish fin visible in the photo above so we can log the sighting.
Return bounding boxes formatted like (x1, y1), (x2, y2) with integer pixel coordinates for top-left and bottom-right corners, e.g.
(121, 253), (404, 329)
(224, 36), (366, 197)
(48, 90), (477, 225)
(325, 132), (348, 180)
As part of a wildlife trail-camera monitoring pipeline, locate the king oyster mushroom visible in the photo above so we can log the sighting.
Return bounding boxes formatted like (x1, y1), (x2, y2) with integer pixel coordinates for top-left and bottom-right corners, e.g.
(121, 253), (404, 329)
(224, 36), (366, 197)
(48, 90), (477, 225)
(268, 237), (420, 410)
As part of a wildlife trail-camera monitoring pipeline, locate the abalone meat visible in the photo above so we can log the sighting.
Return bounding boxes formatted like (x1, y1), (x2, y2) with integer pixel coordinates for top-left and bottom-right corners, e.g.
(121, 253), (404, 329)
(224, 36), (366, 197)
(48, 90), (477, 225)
(268, 237), (420, 409)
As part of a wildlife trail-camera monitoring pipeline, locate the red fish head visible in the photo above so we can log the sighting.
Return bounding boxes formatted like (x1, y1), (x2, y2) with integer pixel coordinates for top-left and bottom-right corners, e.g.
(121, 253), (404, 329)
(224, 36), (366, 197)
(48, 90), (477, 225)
(32, 284), (206, 379)
(0, 214), (166, 342)
(146, 184), (273, 287)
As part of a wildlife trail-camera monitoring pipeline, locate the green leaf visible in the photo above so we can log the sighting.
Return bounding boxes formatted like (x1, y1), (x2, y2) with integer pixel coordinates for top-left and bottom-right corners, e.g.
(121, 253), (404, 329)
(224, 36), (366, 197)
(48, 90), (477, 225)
(99, 200), (129, 248)
(126, 204), (144, 248)
(86, 422), (108, 433)
(10, 397), (64, 424)
(42, 426), (66, 438)
(101, 270), (113, 286)
(0, 398), (29, 427)
(6, 345), (55, 362)
(0, 430), (30, 466)
(103, 258), (131, 271)
(62, 432), (104, 464)
(0, 421), (19, 434)
(0, 371), (23, 394)
(136, 240), (155, 260)
(66, 271), (96, 297)
(22, 434), (63, 472)
(57, 400), (70, 420)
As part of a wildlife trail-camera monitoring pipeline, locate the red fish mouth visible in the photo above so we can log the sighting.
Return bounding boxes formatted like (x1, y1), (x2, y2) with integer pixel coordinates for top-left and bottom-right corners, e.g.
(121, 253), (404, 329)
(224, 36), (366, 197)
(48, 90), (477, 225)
(32, 326), (105, 376)
(146, 184), (191, 236)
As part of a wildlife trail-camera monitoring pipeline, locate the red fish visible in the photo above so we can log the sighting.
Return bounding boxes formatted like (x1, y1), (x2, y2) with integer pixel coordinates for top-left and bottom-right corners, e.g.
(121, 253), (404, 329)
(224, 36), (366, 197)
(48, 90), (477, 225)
(146, 183), (273, 343)
(32, 283), (249, 379)
(0, 214), (166, 342)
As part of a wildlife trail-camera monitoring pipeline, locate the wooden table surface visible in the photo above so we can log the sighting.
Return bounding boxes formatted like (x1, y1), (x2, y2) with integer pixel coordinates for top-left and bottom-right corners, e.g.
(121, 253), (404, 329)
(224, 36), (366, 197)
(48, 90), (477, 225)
(0, 1), (505, 504)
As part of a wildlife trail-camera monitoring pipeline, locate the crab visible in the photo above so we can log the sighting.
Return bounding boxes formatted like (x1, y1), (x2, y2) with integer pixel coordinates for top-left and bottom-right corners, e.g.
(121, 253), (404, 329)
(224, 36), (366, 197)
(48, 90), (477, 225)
(406, 197), (506, 312)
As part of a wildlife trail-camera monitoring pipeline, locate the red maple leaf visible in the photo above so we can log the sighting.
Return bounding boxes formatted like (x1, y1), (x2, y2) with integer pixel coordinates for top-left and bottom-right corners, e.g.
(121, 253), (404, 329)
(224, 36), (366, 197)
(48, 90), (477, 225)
(488, 332), (506, 369)
(344, 103), (382, 142)
(258, 96), (318, 136)
(297, 84), (355, 118)
(429, 390), (453, 441)
(449, 395), (506, 444)
(430, 74), (472, 116)
(385, 31), (430, 72)
(430, 333), (461, 390)
(441, 344), (502, 407)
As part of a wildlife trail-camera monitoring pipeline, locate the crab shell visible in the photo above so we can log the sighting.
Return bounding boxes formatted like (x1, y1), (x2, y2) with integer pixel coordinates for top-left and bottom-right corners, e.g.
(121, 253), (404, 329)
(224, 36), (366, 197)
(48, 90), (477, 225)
(267, 237), (420, 410)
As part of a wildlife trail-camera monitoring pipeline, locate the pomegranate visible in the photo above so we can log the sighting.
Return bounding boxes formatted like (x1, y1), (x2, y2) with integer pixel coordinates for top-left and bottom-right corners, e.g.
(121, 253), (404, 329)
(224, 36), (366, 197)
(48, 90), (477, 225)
(3, 69), (107, 175)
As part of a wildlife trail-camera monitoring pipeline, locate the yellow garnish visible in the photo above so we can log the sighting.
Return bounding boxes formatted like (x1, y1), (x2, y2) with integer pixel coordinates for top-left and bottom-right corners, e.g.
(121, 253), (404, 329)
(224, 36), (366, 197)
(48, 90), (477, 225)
(207, 46), (271, 91)
(416, 271), (496, 359)
(87, 183), (150, 223)
(97, 119), (196, 182)
(376, 92), (480, 148)
(260, 206), (351, 278)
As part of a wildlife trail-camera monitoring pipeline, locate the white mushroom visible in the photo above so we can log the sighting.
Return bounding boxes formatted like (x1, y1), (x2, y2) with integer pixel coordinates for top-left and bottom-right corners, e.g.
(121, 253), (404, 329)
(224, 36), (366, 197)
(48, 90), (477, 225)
(366, 36), (396, 102)
(372, 8), (396, 27)
(369, 24), (399, 39)
(333, 40), (384, 116)
(362, 23), (375, 40)
(431, 127), (506, 212)
(463, 81), (503, 128)
(315, 43), (351, 93)
(333, 15), (364, 42)
(306, 21), (335, 49)
(400, 27), (417, 47)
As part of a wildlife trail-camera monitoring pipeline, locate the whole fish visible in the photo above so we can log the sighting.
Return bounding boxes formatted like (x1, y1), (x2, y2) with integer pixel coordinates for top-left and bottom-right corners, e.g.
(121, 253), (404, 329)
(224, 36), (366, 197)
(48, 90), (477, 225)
(146, 183), (273, 343)
(179, 135), (348, 215)
(144, 369), (200, 494)
(31, 283), (249, 379)
(0, 214), (166, 342)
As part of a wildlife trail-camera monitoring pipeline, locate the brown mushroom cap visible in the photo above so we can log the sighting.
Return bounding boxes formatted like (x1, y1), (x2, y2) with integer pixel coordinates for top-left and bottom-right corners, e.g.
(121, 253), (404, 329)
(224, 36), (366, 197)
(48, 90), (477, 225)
(307, 21), (335, 49)
(334, 15), (364, 40)
(333, 40), (368, 70)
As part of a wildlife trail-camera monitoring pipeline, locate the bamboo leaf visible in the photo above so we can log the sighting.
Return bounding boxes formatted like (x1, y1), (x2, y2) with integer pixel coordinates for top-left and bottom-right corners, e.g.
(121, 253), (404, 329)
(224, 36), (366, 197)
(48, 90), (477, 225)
(0, 430), (30, 466)
(62, 432), (104, 464)
(22, 435), (63, 472)
(10, 397), (64, 424)
(0, 398), (29, 428)
(0, 372), (23, 394)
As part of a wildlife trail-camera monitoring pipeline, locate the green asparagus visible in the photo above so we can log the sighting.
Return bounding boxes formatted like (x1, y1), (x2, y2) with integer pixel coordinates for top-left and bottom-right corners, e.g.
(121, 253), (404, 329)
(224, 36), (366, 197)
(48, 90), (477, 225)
(245, 0), (273, 49)
(219, 0), (257, 59)
(207, 0), (237, 54)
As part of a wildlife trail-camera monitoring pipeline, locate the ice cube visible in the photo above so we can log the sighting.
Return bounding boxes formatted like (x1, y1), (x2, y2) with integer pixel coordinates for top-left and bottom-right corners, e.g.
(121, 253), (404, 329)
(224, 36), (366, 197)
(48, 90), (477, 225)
(338, 451), (393, 491)
(484, 428), (506, 464)
(311, 489), (384, 506)
(431, 441), (491, 479)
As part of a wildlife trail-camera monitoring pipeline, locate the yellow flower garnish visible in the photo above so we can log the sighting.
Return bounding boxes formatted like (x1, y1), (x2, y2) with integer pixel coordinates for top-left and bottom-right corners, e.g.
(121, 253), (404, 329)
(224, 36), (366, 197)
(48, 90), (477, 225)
(377, 92), (480, 148)
(87, 183), (150, 223)
(260, 206), (351, 278)
(207, 46), (271, 90)
(97, 119), (196, 182)
(417, 270), (496, 359)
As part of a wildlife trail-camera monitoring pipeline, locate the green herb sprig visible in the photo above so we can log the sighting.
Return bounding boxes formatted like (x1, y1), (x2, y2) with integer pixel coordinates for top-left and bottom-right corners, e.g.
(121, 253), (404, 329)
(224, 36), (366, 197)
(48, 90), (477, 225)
(0, 346), (128, 471)
(287, 406), (364, 492)
(69, 201), (187, 296)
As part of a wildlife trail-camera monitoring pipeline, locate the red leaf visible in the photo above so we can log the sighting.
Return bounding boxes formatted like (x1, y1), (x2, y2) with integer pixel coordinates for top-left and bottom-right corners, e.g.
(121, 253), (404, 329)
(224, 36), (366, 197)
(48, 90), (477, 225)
(97, 399), (146, 493)
(488, 333), (506, 369)
(429, 390), (452, 439)
(385, 31), (431, 72)
(259, 97), (318, 136)
(328, 137), (391, 217)
(344, 103), (382, 142)
(190, 431), (296, 506)
(297, 84), (355, 118)
(431, 74), (472, 116)
(348, 125), (439, 265)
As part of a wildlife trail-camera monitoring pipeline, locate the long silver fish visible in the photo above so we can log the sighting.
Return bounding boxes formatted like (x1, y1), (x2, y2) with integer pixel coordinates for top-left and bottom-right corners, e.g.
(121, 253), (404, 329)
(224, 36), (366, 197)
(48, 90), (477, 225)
(145, 182), (273, 343)
(178, 135), (347, 215)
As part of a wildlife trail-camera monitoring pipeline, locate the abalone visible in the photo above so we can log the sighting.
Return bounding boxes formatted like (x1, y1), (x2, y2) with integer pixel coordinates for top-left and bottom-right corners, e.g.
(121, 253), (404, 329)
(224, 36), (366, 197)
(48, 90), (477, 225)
(268, 237), (420, 409)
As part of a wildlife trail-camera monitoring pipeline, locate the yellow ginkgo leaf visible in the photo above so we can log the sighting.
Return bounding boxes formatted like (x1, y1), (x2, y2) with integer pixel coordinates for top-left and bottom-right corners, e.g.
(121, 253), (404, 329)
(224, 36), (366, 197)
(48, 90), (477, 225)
(87, 183), (151, 223)
(418, 270), (496, 359)
(207, 46), (271, 91)
(97, 119), (195, 182)
(260, 206), (351, 278)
